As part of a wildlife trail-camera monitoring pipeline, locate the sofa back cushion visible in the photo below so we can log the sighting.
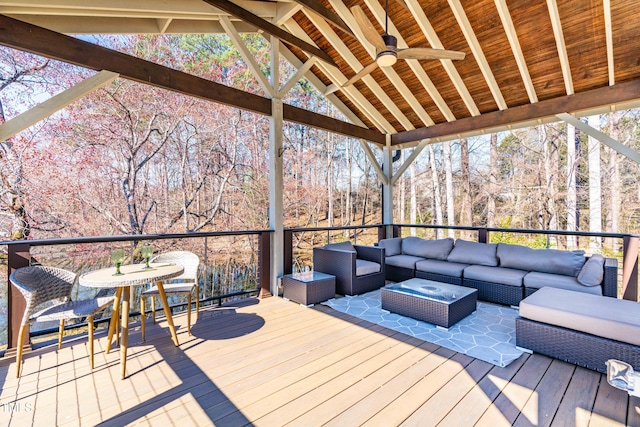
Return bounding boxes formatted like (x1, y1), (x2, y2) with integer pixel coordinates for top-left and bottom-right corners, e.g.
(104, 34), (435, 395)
(577, 254), (605, 286)
(325, 241), (356, 253)
(402, 237), (454, 260)
(377, 237), (403, 256)
(447, 240), (498, 266)
(497, 243), (586, 277)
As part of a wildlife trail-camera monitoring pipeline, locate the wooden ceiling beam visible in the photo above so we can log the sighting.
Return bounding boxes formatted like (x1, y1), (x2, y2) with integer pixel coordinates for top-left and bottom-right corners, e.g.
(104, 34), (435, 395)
(200, 0), (335, 66)
(494, 0), (537, 103)
(391, 79), (640, 145)
(0, 15), (384, 144)
(405, 0), (480, 117)
(603, 0), (614, 85)
(546, 0), (573, 95)
(449, 0), (506, 110)
(291, 0), (353, 36)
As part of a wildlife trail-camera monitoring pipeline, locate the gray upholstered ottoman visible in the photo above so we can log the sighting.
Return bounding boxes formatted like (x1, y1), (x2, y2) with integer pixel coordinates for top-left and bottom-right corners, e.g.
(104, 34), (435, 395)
(283, 271), (335, 306)
(516, 287), (640, 373)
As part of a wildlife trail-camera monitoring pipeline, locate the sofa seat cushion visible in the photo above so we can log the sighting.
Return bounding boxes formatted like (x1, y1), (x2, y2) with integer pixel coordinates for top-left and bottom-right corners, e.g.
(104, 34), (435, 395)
(519, 287), (640, 346)
(524, 272), (603, 296)
(464, 265), (526, 287)
(415, 259), (469, 278)
(401, 236), (454, 260)
(356, 259), (381, 276)
(378, 237), (403, 256)
(497, 243), (586, 277)
(385, 254), (425, 269)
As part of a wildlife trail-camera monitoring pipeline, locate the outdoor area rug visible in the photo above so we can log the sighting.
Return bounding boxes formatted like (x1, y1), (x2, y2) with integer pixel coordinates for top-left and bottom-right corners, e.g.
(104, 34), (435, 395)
(321, 290), (523, 367)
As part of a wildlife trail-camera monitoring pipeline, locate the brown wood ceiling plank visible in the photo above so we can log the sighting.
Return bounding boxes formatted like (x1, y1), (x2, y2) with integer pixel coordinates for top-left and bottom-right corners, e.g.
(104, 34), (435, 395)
(292, 0), (354, 36)
(201, 0), (335, 66)
(392, 78), (640, 144)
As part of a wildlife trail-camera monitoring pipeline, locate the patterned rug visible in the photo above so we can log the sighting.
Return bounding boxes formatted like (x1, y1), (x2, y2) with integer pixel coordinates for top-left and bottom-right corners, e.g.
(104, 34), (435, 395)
(322, 290), (523, 367)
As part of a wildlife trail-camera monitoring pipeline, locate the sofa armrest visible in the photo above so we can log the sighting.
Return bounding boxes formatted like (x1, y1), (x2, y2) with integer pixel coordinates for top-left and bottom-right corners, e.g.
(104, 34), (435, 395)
(313, 247), (357, 279)
(603, 257), (618, 298)
(354, 245), (385, 265)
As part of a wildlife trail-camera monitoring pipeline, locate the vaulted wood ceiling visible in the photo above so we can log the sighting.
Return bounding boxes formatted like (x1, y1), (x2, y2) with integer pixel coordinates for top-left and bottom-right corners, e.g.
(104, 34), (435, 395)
(3, 0), (640, 147)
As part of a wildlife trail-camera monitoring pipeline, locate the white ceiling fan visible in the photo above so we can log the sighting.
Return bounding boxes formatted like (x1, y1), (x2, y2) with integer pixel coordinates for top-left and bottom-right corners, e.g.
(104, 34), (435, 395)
(328, 1), (465, 94)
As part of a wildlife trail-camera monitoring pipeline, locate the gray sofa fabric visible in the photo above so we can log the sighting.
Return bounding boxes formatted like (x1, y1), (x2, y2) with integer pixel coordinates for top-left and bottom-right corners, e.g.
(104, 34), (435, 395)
(402, 237), (454, 260)
(463, 265), (527, 287)
(520, 287), (640, 346)
(356, 259), (381, 276)
(378, 237), (403, 256)
(385, 254), (425, 269)
(415, 259), (469, 277)
(379, 236), (618, 306)
(447, 240), (499, 266)
(577, 254), (605, 286)
(497, 243), (586, 277)
(523, 271), (603, 295)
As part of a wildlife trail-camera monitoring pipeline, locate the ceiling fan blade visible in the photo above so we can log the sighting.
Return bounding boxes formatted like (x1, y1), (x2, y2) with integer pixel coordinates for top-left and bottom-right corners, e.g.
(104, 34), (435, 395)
(344, 61), (379, 87)
(325, 61), (379, 95)
(351, 6), (386, 51)
(398, 48), (466, 61)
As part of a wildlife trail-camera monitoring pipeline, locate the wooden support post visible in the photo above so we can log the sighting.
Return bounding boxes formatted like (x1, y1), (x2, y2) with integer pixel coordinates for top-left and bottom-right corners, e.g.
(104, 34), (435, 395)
(284, 229), (293, 275)
(478, 228), (488, 244)
(622, 236), (639, 301)
(258, 231), (272, 298)
(7, 243), (31, 349)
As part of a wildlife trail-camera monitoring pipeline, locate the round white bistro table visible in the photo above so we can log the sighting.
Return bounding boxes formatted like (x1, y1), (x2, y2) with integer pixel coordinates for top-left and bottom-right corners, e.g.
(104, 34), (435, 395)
(80, 262), (184, 378)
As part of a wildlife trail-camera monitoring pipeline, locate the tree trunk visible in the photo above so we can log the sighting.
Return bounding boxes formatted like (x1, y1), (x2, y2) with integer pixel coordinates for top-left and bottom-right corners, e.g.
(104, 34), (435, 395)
(566, 124), (578, 248)
(587, 115), (602, 250)
(487, 134), (498, 228)
(607, 112), (621, 251)
(444, 142), (455, 238)
(410, 159), (417, 236)
(459, 138), (472, 235)
(429, 145), (443, 239)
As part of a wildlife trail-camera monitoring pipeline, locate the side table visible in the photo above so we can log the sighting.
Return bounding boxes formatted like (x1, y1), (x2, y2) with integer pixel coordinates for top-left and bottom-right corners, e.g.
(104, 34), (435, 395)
(283, 271), (336, 306)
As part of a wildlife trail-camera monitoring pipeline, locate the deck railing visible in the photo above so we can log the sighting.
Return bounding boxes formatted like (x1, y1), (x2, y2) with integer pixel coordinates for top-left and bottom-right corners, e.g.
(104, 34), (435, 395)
(1, 230), (272, 351)
(2, 224), (638, 353)
(284, 224), (639, 301)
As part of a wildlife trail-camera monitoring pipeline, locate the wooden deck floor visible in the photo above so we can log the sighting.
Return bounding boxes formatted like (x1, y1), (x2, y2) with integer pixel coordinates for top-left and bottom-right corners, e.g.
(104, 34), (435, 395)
(1, 296), (638, 426)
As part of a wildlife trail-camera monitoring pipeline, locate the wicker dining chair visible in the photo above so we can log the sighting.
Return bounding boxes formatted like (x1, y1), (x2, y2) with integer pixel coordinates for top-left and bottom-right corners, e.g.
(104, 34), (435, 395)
(9, 265), (116, 378)
(140, 251), (200, 341)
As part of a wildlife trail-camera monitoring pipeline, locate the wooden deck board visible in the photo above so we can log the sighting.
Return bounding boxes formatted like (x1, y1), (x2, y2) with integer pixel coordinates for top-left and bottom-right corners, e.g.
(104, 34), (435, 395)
(0, 296), (635, 426)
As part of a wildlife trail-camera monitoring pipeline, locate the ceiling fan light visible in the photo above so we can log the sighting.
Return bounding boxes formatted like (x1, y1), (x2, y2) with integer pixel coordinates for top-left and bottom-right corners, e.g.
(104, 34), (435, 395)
(377, 51), (397, 67)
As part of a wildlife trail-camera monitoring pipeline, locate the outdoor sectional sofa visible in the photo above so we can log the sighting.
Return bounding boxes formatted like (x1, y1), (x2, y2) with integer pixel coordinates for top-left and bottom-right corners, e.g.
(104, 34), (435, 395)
(377, 236), (618, 306)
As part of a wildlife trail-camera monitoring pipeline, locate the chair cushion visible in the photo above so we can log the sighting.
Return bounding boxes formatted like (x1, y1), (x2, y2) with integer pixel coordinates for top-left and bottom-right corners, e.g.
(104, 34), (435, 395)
(356, 259), (381, 276)
(415, 259), (469, 278)
(378, 238), (403, 256)
(447, 240), (498, 266)
(401, 237), (454, 260)
(577, 254), (605, 286)
(325, 241), (356, 253)
(523, 272), (603, 295)
(463, 265), (526, 287)
(497, 243), (586, 277)
(519, 287), (640, 346)
(385, 254), (424, 269)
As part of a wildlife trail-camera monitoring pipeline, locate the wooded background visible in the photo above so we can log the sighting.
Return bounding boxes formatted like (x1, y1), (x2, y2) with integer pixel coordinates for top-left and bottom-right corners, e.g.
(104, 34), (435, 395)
(1, 34), (639, 250)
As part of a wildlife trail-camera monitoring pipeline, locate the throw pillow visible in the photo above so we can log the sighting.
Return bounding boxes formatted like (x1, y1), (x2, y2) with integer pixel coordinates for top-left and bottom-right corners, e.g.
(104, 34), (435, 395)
(401, 236), (454, 260)
(577, 254), (606, 286)
(447, 239), (498, 266)
(377, 237), (403, 256)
